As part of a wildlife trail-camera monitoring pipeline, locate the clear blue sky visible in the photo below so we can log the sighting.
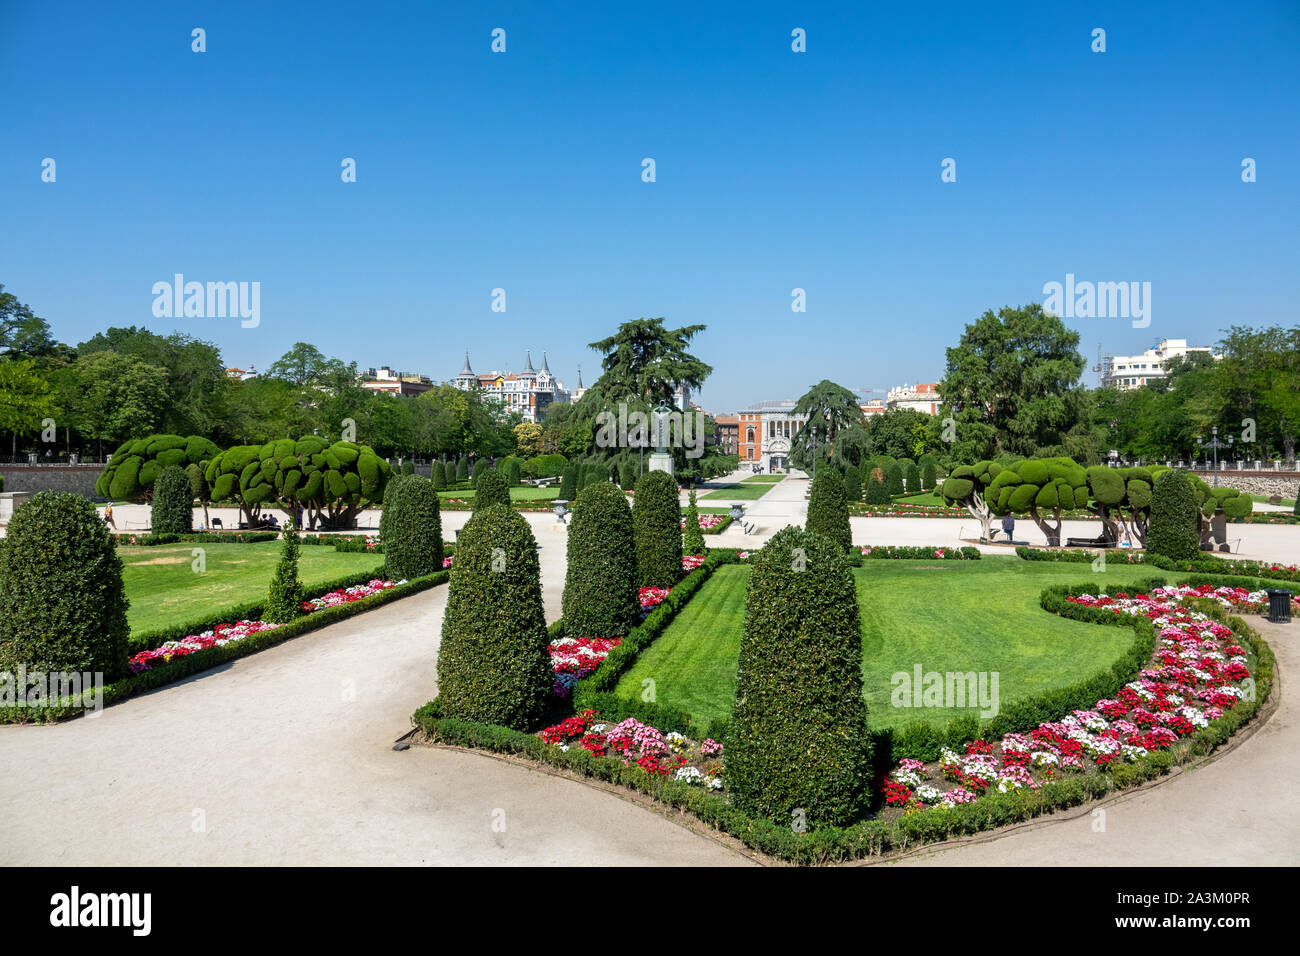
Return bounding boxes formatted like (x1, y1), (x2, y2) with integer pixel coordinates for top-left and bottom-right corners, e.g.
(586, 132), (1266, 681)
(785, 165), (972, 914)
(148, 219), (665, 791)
(3, 1), (1297, 412)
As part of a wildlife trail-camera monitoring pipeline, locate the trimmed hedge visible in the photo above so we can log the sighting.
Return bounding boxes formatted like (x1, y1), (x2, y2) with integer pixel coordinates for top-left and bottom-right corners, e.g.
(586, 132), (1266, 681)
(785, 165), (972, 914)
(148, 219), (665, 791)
(559, 465), (578, 501)
(0, 491), (129, 680)
(118, 530), (281, 546)
(862, 545), (981, 560)
(1147, 469), (1201, 560)
(437, 505), (551, 729)
(864, 468), (891, 505)
(805, 465), (851, 552)
(728, 526), (872, 827)
(843, 465), (862, 503)
(150, 465), (194, 535)
(562, 481), (639, 639)
(633, 470), (683, 588)
(472, 469), (511, 512)
(379, 474), (443, 579)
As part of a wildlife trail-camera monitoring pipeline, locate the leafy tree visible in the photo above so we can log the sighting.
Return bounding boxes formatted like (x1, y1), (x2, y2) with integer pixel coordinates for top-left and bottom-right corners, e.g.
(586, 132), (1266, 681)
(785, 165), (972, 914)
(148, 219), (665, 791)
(263, 521), (305, 623)
(151, 465), (194, 535)
(562, 481), (640, 638)
(939, 304), (1086, 459)
(902, 460), (921, 494)
(380, 475), (443, 579)
(883, 460), (904, 497)
(513, 421), (543, 458)
(805, 464), (851, 552)
(0, 491), (129, 679)
(437, 505), (551, 729)
(586, 318), (712, 410)
(727, 526), (872, 827)
(62, 351), (169, 455)
(633, 470), (682, 587)
(0, 358), (60, 457)
(790, 380), (866, 472)
(864, 466), (891, 505)
(1215, 325), (1300, 463)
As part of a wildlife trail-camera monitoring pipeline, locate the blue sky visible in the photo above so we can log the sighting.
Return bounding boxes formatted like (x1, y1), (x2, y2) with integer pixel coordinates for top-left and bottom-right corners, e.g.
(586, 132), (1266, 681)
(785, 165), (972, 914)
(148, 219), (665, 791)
(3, 1), (1297, 413)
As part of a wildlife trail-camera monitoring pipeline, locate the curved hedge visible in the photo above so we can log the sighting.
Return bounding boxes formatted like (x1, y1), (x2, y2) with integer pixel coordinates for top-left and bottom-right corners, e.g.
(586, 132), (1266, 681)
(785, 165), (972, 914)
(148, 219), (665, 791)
(562, 481), (640, 639)
(1147, 469), (1201, 560)
(0, 491), (129, 679)
(150, 465), (194, 535)
(727, 526), (872, 827)
(633, 470), (682, 588)
(379, 475), (444, 579)
(437, 505), (551, 729)
(806, 466), (851, 552)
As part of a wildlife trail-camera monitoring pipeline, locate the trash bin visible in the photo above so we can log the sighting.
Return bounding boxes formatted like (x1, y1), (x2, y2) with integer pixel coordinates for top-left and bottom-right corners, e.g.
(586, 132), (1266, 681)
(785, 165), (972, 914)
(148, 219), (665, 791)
(1265, 589), (1293, 624)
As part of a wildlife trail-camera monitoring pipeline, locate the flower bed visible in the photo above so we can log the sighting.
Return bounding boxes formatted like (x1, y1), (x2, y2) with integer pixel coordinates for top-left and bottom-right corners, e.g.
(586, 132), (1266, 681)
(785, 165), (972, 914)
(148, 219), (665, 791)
(128, 579), (401, 674)
(682, 555), (705, 572)
(538, 709), (723, 787)
(882, 584), (1256, 812)
(860, 545), (981, 560)
(682, 514), (726, 531)
(549, 638), (622, 697)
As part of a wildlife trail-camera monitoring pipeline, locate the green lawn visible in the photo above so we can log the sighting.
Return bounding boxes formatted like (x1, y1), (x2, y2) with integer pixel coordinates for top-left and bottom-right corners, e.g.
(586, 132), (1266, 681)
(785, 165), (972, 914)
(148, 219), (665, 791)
(438, 486), (559, 501)
(741, 475), (785, 484)
(701, 480), (779, 501)
(616, 557), (1163, 732)
(889, 492), (948, 507)
(1250, 494), (1297, 508)
(121, 542), (383, 633)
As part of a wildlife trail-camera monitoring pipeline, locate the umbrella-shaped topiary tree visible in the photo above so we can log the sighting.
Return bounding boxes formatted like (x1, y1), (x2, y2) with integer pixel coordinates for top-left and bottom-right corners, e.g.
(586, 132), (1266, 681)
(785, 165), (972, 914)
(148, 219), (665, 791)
(984, 457), (1088, 547)
(938, 460), (1003, 541)
(95, 434), (220, 502)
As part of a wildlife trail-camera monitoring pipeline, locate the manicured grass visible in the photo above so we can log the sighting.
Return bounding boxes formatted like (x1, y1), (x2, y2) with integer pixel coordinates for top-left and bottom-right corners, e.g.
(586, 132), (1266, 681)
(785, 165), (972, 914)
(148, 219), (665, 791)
(741, 474), (785, 484)
(1250, 494), (1297, 508)
(686, 506), (733, 516)
(891, 492), (948, 507)
(438, 486), (559, 501)
(120, 542), (383, 633)
(701, 480), (779, 501)
(615, 557), (1162, 731)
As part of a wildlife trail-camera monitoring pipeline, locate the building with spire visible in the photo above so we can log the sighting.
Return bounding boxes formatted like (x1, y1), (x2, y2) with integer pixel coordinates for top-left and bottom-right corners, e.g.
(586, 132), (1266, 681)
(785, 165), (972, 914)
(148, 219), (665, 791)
(451, 351), (573, 423)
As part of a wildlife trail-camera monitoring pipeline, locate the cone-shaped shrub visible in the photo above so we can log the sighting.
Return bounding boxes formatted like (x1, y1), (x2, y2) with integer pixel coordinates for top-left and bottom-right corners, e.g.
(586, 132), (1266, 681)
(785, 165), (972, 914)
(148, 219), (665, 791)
(683, 488), (707, 556)
(1146, 469), (1201, 560)
(473, 469), (510, 511)
(471, 459), (488, 488)
(620, 462), (637, 491)
(429, 462), (446, 491)
(443, 461), (456, 487)
(559, 465), (578, 501)
(883, 460), (904, 496)
(902, 460), (921, 493)
(633, 470), (682, 587)
(380, 475), (443, 579)
(150, 465), (193, 535)
(919, 454), (937, 489)
(505, 458), (522, 486)
(0, 491), (129, 679)
(562, 481), (639, 638)
(727, 526), (872, 827)
(401, 460), (415, 476)
(864, 467), (891, 505)
(806, 466), (851, 552)
(456, 457), (469, 481)
(437, 505), (551, 728)
(1294, 493), (1299, 517)
(843, 464), (862, 503)
(263, 521), (305, 623)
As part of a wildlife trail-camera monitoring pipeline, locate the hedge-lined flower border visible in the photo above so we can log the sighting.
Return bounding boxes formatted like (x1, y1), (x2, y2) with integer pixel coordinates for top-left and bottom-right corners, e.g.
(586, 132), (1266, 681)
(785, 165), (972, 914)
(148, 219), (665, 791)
(412, 566), (1276, 865)
(1015, 545), (1300, 584)
(2, 568), (451, 724)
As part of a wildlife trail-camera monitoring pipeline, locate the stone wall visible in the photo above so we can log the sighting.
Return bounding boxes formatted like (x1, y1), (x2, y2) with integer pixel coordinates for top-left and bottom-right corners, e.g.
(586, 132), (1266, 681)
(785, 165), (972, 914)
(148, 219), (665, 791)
(1189, 472), (1300, 501)
(0, 465), (102, 498)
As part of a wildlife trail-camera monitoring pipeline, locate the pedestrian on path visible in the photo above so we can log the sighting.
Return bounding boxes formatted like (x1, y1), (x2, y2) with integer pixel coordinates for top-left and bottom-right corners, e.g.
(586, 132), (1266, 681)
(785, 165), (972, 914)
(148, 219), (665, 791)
(105, 502), (116, 529)
(1001, 513), (1014, 543)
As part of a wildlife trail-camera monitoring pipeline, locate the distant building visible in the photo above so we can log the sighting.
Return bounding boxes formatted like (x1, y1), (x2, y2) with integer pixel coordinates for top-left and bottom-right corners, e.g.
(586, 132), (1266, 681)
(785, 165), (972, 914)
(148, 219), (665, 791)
(1103, 339), (1218, 390)
(860, 399), (886, 417)
(360, 366), (433, 397)
(453, 351), (571, 423)
(225, 366), (257, 381)
(737, 400), (809, 472)
(714, 414), (739, 455)
(886, 383), (942, 415)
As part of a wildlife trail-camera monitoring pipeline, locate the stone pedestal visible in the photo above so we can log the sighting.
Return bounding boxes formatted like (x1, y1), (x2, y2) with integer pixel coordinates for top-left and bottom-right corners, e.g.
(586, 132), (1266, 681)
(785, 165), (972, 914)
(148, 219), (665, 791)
(0, 492), (33, 525)
(648, 452), (675, 476)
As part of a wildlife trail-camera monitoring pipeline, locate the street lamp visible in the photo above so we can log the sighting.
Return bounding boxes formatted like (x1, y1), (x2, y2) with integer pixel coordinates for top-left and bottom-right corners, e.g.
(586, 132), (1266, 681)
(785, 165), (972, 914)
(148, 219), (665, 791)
(1196, 426), (1234, 487)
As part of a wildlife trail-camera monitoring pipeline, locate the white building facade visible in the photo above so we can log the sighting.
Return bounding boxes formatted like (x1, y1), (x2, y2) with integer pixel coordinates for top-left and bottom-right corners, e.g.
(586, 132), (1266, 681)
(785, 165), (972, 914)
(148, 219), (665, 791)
(737, 400), (810, 472)
(1104, 339), (1217, 390)
(453, 351), (571, 423)
(886, 383), (943, 414)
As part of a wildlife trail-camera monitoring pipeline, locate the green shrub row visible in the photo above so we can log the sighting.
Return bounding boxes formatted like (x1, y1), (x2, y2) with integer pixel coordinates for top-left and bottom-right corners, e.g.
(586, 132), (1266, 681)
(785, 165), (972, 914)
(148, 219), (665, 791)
(3, 569), (451, 724)
(862, 546), (981, 560)
(1014, 545), (1299, 583)
(117, 530), (282, 546)
(411, 578), (1275, 864)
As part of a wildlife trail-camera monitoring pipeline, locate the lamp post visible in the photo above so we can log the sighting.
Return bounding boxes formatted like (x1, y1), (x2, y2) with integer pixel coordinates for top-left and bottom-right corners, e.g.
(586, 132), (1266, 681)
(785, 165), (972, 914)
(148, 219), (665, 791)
(1196, 426), (1233, 488)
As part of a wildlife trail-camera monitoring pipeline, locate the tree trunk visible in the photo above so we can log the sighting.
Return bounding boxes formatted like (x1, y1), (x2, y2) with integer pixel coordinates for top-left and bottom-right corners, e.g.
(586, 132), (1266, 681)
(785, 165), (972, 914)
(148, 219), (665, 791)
(963, 492), (993, 542)
(1030, 508), (1062, 547)
(1098, 505), (1120, 544)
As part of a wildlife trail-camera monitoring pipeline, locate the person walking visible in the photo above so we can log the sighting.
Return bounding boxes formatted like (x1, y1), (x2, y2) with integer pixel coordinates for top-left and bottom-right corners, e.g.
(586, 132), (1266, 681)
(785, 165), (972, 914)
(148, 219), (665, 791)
(1001, 513), (1015, 543)
(105, 502), (116, 529)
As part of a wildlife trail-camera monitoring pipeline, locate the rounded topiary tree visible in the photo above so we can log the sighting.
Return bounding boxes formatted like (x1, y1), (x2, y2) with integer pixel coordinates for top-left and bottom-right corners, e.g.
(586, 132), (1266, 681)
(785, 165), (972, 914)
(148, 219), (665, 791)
(843, 464), (862, 503)
(470, 459), (488, 488)
(456, 457), (469, 481)
(883, 460), (904, 497)
(559, 464), (578, 501)
(727, 526), (872, 828)
(633, 470), (682, 588)
(504, 458), (522, 487)
(620, 462), (637, 491)
(806, 465), (851, 552)
(1146, 469), (1201, 560)
(429, 462), (446, 491)
(150, 464), (194, 535)
(95, 434), (220, 502)
(919, 454), (937, 490)
(437, 504), (551, 728)
(562, 481), (639, 638)
(473, 469), (511, 511)
(263, 521), (304, 623)
(902, 460), (921, 494)
(0, 491), (129, 679)
(682, 488), (707, 557)
(379, 475), (443, 579)
(443, 460), (456, 487)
